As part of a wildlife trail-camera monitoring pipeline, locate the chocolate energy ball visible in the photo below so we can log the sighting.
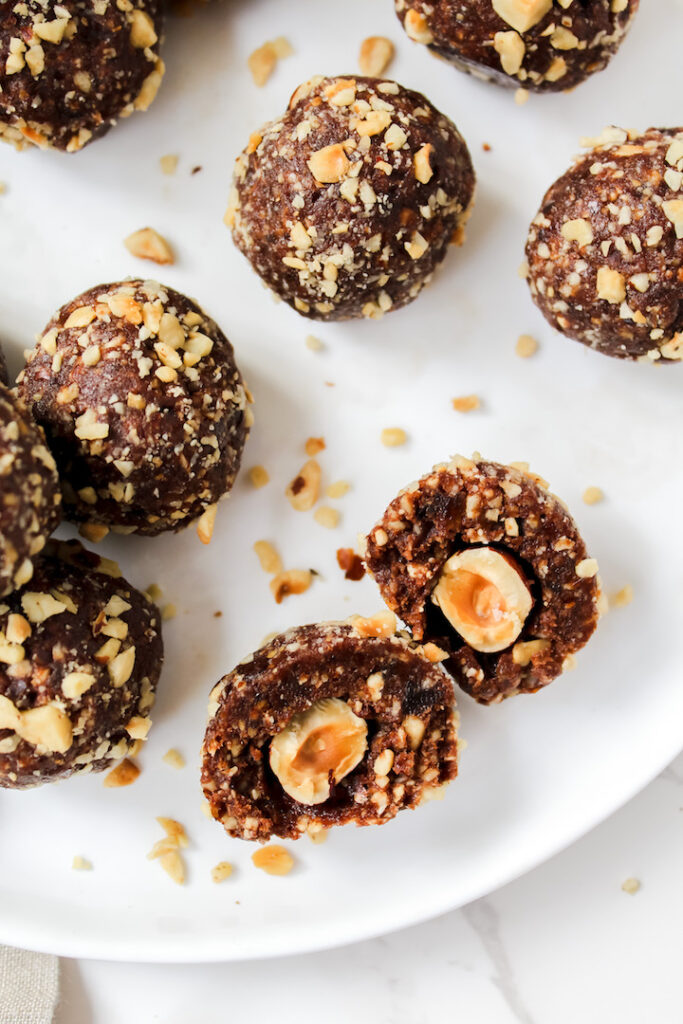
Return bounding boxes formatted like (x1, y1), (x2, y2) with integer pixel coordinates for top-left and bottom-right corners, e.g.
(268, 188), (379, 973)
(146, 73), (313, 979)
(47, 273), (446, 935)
(0, 0), (164, 153)
(526, 127), (683, 362)
(227, 75), (475, 321)
(18, 280), (250, 536)
(395, 0), (639, 93)
(364, 455), (601, 705)
(202, 617), (459, 842)
(0, 539), (162, 789)
(0, 385), (61, 598)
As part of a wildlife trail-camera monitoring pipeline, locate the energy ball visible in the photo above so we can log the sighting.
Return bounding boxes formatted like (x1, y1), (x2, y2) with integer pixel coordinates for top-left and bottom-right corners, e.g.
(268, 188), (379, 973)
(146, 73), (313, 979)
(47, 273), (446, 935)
(526, 127), (683, 362)
(364, 454), (601, 705)
(202, 617), (459, 841)
(18, 280), (250, 537)
(0, 539), (162, 789)
(227, 75), (475, 321)
(0, 0), (164, 153)
(395, 1), (639, 93)
(0, 385), (61, 598)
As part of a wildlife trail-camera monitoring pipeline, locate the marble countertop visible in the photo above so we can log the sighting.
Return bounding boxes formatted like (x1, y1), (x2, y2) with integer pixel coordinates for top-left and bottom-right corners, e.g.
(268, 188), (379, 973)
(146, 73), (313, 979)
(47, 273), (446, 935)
(54, 749), (682, 1024)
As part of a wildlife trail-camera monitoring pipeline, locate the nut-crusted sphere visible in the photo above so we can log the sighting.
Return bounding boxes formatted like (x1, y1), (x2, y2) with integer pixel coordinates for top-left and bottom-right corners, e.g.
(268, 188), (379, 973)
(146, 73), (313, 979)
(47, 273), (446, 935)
(18, 280), (250, 536)
(0, 0), (164, 153)
(395, 0), (638, 93)
(365, 455), (601, 705)
(201, 620), (458, 842)
(0, 539), (163, 789)
(526, 127), (683, 362)
(0, 386), (61, 598)
(227, 75), (475, 321)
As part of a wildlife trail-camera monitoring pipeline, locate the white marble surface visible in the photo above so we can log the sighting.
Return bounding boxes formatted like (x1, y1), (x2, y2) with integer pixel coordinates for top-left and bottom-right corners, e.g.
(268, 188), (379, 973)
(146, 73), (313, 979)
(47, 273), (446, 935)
(53, 749), (682, 1024)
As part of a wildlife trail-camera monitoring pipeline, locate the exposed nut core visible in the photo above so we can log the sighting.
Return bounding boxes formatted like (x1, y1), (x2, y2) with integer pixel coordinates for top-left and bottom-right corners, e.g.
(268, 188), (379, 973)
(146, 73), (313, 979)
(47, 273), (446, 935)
(269, 697), (367, 805)
(432, 547), (532, 654)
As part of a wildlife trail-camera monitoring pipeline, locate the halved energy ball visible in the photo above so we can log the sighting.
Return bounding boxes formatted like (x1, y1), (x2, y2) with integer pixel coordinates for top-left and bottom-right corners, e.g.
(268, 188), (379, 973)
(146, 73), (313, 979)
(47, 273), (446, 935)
(0, 385), (61, 598)
(0, 539), (163, 789)
(201, 618), (459, 841)
(395, 0), (639, 93)
(0, 0), (164, 152)
(526, 127), (683, 362)
(364, 455), (601, 705)
(17, 280), (250, 536)
(226, 75), (475, 321)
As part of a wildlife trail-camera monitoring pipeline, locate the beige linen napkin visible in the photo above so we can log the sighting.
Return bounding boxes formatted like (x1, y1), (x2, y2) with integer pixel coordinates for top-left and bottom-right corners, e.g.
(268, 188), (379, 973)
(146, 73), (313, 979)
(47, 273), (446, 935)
(0, 947), (58, 1024)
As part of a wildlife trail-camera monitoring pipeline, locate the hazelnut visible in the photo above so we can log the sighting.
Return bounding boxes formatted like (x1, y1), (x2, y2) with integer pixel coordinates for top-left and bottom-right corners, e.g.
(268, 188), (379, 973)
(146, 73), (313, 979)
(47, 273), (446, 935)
(492, 0), (553, 34)
(269, 698), (367, 805)
(431, 547), (533, 653)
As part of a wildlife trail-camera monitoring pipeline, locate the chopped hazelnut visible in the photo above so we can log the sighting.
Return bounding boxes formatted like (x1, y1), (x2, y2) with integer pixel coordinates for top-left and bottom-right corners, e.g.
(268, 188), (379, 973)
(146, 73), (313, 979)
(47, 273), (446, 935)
(270, 569), (312, 603)
(359, 36), (394, 77)
(103, 758), (140, 788)
(313, 506), (340, 529)
(252, 845), (295, 876)
(285, 459), (321, 511)
(248, 465), (270, 488)
(516, 333), (538, 358)
(212, 861), (234, 883)
(380, 427), (407, 448)
(582, 486), (604, 506)
(253, 540), (283, 575)
(452, 395), (480, 413)
(304, 437), (325, 456)
(124, 227), (174, 265)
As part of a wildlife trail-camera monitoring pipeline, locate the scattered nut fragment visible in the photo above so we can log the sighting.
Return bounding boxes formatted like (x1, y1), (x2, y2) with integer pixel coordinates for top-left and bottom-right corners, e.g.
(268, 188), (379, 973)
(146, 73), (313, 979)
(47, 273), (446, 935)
(162, 748), (185, 770)
(432, 547), (533, 653)
(514, 88), (530, 106)
(253, 540), (283, 576)
(159, 154), (178, 176)
(161, 603), (176, 621)
(270, 697), (368, 804)
(124, 227), (174, 265)
(270, 569), (312, 604)
(576, 558), (599, 579)
(359, 36), (395, 77)
(612, 584), (634, 608)
(452, 395), (480, 413)
(582, 486), (604, 506)
(327, 480), (350, 499)
(79, 523), (109, 544)
(252, 845), (295, 876)
(157, 817), (189, 848)
(621, 877), (640, 895)
(72, 856), (92, 871)
(516, 334), (538, 358)
(197, 503), (218, 545)
(314, 506), (340, 529)
(211, 861), (234, 884)
(337, 548), (365, 581)
(350, 611), (396, 638)
(305, 437), (325, 456)
(248, 36), (293, 87)
(159, 850), (185, 885)
(248, 465), (270, 488)
(103, 758), (140, 788)
(381, 428), (407, 448)
(285, 459), (321, 511)
(305, 334), (324, 352)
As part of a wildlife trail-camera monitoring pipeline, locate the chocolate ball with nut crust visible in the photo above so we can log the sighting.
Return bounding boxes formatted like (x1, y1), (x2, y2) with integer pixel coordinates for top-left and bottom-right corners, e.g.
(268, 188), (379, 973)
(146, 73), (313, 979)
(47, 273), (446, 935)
(0, 0), (165, 153)
(17, 280), (250, 537)
(526, 127), (683, 362)
(227, 74), (475, 321)
(0, 385), (61, 598)
(395, 0), (639, 93)
(0, 539), (162, 789)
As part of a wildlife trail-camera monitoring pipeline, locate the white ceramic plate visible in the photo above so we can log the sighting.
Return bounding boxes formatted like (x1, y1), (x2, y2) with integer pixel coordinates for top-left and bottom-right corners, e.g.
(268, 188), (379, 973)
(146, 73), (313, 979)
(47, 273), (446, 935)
(0, 0), (682, 964)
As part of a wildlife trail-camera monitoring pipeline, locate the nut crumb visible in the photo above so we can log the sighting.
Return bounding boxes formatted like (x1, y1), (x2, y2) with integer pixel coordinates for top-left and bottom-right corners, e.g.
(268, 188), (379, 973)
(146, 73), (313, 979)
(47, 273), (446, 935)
(516, 334), (538, 358)
(252, 845), (295, 876)
(159, 849), (185, 885)
(212, 861), (234, 883)
(159, 154), (178, 175)
(381, 427), (407, 448)
(248, 465), (270, 488)
(305, 334), (324, 352)
(582, 486), (604, 506)
(326, 480), (350, 499)
(270, 569), (312, 603)
(162, 748), (185, 770)
(253, 540), (283, 575)
(161, 603), (177, 621)
(305, 437), (325, 456)
(285, 459), (321, 510)
(79, 522), (110, 543)
(359, 36), (395, 77)
(156, 817), (189, 848)
(72, 856), (92, 871)
(145, 583), (163, 603)
(314, 506), (340, 529)
(613, 585), (633, 608)
(103, 758), (140, 788)
(124, 227), (174, 265)
(452, 395), (480, 413)
(515, 88), (530, 105)
(622, 877), (640, 895)
(197, 503), (217, 545)
(248, 36), (293, 87)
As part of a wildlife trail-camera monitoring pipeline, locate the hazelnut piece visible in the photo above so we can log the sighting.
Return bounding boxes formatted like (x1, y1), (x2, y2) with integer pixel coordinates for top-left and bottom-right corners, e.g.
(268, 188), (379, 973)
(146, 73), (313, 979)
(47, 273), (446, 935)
(431, 547), (532, 653)
(269, 698), (367, 805)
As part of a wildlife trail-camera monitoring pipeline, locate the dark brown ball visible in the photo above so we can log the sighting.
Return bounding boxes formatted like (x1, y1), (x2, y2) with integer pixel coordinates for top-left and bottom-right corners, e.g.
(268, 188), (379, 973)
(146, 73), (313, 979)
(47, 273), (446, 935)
(0, 0), (164, 152)
(227, 75), (475, 321)
(0, 540), (163, 789)
(0, 385), (61, 598)
(395, 0), (639, 93)
(18, 280), (250, 535)
(526, 127), (683, 362)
